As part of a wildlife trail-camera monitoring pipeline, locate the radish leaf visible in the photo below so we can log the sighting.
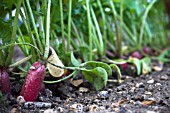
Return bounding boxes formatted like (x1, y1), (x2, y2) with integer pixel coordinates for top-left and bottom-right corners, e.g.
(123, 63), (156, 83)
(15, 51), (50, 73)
(81, 61), (112, 76)
(82, 67), (108, 90)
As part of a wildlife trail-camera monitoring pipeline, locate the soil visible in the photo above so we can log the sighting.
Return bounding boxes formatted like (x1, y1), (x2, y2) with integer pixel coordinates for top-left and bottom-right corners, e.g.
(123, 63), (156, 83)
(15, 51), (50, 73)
(0, 64), (170, 113)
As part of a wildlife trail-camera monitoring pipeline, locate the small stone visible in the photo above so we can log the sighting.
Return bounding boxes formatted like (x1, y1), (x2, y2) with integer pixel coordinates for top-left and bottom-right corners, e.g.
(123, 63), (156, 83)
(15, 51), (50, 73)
(146, 111), (156, 113)
(44, 109), (57, 113)
(98, 91), (109, 98)
(116, 91), (123, 94)
(148, 98), (156, 101)
(155, 83), (161, 86)
(119, 107), (127, 113)
(117, 85), (126, 91)
(147, 79), (154, 84)
(70, 79), (83, 87)
(136, 82), (144, 88)
(57, 107), (63, 112)
(135, 101), (142, 105)
(89, 105), (98, 112)
(145, 91), (152, 95)
(17, 96), (25, 105)
(112, 107), (119, 112)
(130, 100), (135, 103)
(79, 87), (89, 93)
(160, 75), (168, 80)
(70, 103), (83, 112)
(93, 99), (100, 104)
(10, 107), (18, 113)
(130, 87), (136, 93)
(99, 106), (105, 110)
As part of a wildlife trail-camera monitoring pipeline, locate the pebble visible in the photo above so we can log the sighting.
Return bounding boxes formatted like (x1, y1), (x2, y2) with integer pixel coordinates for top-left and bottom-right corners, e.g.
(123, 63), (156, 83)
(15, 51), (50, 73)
(145, 91), (152, 95)
(79, 87), (89, 93)
(160, 75), (168, 80)
(155, 83), (161, 86)
(98, 91), (109, 98)
(10, 107), (18, 113)
(57, 107), (63, 112)
(70, 103), (83, 112)
(136, 82), (144, 88)
(119, 107), (127, 113)
(99, 106), (105, 110)
(147, 79), (154, 84)
(17, 96), (25, 105)
(44, 109), (57, 113)
(89, 105), (98, 112)
(130, 87), (136, 93)
(147, 98), (156, 101)
(93, 99), (100, 104)
(117, 85), (126, 91)
(135, 101), (142, 105)
(146, 110), (156, 113)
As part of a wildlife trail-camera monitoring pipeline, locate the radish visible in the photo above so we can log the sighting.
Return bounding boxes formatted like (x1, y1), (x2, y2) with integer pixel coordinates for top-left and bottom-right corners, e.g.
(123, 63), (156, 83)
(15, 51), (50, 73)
(143, 46), (151, 54)
(131, 51), (142, 59)
(0, 67), (11, 95)
(20, 61), (46, 102)
(119, 63), (128, 70)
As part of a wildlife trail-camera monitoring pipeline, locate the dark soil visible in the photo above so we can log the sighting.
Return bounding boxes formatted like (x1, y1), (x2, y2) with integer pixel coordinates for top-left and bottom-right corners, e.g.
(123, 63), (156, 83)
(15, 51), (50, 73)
(0, 66), (170, 113)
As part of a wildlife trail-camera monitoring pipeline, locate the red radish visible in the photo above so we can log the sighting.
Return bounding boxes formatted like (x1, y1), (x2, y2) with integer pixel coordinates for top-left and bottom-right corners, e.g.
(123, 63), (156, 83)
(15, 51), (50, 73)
(20, 61), (46, 102)
(0, 67), (11, 95)
(143, 46), (151, 54)
(119, 63), (128, 70)
(131, 51), (142, 59)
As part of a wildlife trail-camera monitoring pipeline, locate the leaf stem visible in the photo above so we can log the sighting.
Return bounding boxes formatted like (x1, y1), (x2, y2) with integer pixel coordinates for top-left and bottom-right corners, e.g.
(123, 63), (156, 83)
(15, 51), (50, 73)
(46, 60), (86, 71)
(25, 0), (43, 53)
(17, 27), (29, 55)
(97, 0), (107, 56)
(44, 0), (51, 60)
(60, 0), (65, 51)
(110, 0), (121, 58)
(139, 0), (157, 47)
(86, 0), (92, 61)
(9, 55), (32, 67)
(5, 0), (22, 66)
(44, 71), (78, 83)
(0, 43), (42, 55)
(21, 1), (38, 48)
(90, 6), (104, 57)
(67, 0), (72, 52)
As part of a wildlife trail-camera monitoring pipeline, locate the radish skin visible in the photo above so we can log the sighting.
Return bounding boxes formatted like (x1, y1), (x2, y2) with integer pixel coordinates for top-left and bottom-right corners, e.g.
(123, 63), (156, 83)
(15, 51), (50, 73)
(131, 51), (142, 59)
(0, 67), (11, 95)
(143, 46), (151, 54)
(20, 61), (46, 101)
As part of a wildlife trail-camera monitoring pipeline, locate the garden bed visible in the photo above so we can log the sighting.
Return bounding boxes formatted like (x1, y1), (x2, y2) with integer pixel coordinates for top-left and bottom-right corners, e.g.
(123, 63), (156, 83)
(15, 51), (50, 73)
(1, 64), (170, 113)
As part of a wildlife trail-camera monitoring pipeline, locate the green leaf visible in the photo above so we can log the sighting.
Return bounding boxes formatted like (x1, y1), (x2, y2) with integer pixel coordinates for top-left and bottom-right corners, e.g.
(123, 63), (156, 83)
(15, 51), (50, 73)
(80, 46), (89, 62)
(82, 67), (108, 90)
(0, 21), (12, 45)
(18, 35), (31, 50)
(157, 48), (170, 62)
(110, 64), (122, 83)
(128, 58), (141, 75)
(71, 52), (80, 66)
(3, 0), (18, 9)
(81, 61), (112, 76)
(141, 57), (151, 74)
